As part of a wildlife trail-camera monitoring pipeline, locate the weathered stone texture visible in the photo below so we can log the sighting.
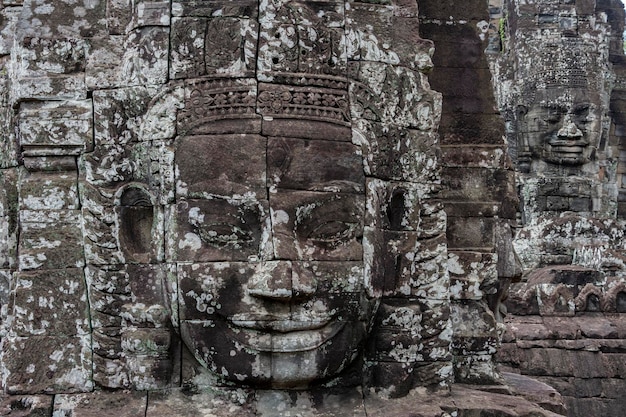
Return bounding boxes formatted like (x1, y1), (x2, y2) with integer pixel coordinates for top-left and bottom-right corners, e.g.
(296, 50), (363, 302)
(0, 0), (578, 415)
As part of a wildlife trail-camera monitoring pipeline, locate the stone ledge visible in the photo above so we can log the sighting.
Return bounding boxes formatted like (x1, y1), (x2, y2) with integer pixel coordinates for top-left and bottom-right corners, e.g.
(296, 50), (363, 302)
(0, 384), (566, 417)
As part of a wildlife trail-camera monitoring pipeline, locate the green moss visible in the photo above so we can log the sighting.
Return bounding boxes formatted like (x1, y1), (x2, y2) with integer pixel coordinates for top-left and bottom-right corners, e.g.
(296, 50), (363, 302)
(499, 16), (508, 52)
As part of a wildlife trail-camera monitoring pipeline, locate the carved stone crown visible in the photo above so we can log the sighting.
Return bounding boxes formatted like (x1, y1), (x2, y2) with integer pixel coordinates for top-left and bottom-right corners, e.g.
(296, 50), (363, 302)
(178, 74), (355, 134)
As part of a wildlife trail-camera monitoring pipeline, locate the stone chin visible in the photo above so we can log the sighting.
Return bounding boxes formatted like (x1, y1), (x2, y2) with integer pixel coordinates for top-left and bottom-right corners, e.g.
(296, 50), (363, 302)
(181, 316), (370, 389)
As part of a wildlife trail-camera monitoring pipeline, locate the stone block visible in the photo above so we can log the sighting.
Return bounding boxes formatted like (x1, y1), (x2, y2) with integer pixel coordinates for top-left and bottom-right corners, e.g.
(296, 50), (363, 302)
(177, 77), (261, 135)
(18, 217), (84, 270)
(256, 0), (298, 75)
(441, 167), (517, 215)
(350, 63), (441, 129)
(268, 137), (364, 193)
(417, 201), (447, 238)
(125, 264), (171, 322)
(255, 388), (366, 417)
(448, 251), (497, 301)
(446, 216), (495, 250)
(85, 265), (127, 294)
(297, 9), (346, 75)
(82, 204), (125, 266)
(346, 3), (432, 71)
(125, 355), (172, 390)
(146, 389), (253, 416)
(18, 100), (93, 156)
(546, 196), (568, 211)
(540, 317), (581, 339)
(432, 68), (497, 104)
(450, 301), (498, 343)
(439, 113), (505, 144)
(17, 0), (105, 38)
(0, 168), (18, 269)
(258, 83), (352, 137)
(175, 134), (266, 198)
(53, 391), (147, 417)
(569, 196), (592, 212)
(172, 0), (258, 18)
(3, 335), (93, 394)
(19, 172), (79, 210)
(0, 7), (20, 56)
(204, 17), (257, 76)
(92, 327), (123, 359)
(85, 36), (125, 89)
(0, 395), (54, 416)
(11, 39), (89, 101)
(106, 0), (133, 35)
(419, 0), (488, 21)
(356, 123), (440, 182)
(93, 86), (157, 148)
(564, 396), (625, 417)
(92, 354), (129, 388)
(365, 228), (448, 297)
(366, 361), (421, 398)
(440, 145), (509, 169)
(0, 269), (12, 310)
(133, 1), (170, 27)
(168, 198), (269, 262)
(270, 190), (364, 261)
(170, 17), (207, 79)
(119, 27), (169, 86)
(365, 179), (426, 231)
(11, 268), (89, 337)
(420, 298), (452, 339)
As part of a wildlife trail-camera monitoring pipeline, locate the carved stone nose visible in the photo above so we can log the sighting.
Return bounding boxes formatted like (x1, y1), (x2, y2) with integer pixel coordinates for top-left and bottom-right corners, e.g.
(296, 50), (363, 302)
(557, 116), (583, 139)
(247, 261), (294, 301)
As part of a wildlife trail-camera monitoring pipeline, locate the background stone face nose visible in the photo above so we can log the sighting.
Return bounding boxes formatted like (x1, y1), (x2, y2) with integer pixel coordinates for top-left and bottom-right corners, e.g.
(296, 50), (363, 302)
(557, 116), (583, 139)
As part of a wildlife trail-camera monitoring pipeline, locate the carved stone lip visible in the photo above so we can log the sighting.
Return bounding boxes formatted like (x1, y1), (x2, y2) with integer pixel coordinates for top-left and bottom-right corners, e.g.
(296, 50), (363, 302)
(547, 145), (587, 153)
(226, 317), (344, 353)
(230, 316), (332, 332)
(544, 145), (589, 163)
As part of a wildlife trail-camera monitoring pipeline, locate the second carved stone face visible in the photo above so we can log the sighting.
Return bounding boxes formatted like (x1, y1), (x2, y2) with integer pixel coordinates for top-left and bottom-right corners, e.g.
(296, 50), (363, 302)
(522, 90), (602, 166)
(171, 124), (377, 388)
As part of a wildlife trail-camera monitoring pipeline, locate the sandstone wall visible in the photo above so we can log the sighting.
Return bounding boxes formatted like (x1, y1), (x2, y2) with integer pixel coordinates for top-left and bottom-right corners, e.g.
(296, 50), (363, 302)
(419, 0), (520, 384)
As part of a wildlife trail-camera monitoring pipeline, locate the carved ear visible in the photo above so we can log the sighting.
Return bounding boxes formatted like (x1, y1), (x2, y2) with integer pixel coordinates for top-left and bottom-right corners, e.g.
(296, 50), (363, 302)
(386, 188), (406, 231)
(118, 185), (156, 263)
(516, 105), (528, 118)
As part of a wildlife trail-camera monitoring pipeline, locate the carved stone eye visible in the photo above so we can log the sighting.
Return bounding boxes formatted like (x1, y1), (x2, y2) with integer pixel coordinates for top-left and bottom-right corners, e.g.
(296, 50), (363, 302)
(307, 220), (358, 247)
(119, 187), (154, 261)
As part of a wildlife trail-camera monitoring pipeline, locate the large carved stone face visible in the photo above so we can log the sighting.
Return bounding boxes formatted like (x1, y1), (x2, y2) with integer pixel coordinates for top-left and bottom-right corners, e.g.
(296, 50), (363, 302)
(521, 90), (602, 166)
(172, 124), (376, 388)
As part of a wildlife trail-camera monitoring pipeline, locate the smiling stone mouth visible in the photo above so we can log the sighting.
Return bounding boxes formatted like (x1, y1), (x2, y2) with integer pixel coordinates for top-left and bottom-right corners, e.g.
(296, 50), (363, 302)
(226, 316), (344, 352)
(230, 316), (332, 332)
(548, 145), (586, 153)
